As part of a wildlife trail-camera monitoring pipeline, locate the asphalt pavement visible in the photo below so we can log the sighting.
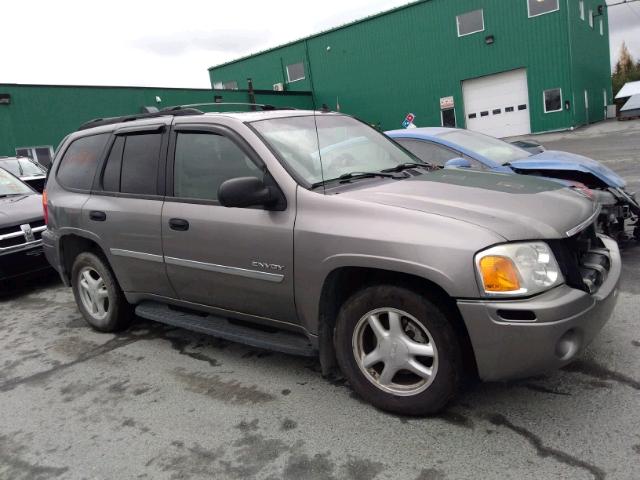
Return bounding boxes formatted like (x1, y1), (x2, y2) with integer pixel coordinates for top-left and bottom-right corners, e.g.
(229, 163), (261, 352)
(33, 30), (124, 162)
(0, 120), (639, 480)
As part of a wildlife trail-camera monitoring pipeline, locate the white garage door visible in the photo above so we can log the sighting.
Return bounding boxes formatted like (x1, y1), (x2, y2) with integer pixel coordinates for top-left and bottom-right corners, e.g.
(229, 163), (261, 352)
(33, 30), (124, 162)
(462, 69), (531, 138)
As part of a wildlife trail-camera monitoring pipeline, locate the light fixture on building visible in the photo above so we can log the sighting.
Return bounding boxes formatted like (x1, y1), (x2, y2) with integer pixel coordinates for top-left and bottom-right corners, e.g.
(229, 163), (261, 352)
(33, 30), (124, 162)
(485, 35), (495, 45)
(0, 94), (10, 105)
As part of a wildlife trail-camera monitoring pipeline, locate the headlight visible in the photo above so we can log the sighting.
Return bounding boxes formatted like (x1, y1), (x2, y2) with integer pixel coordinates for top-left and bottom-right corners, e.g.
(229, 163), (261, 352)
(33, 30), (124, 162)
(475, 242), (564, 297)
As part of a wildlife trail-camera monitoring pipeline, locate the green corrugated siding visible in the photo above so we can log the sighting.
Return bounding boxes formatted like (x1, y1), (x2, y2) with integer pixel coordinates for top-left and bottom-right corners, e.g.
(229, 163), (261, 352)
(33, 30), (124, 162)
(0, 84), (216, 156)
(567, 0), (612, 126)
(210, 0), (611, 134)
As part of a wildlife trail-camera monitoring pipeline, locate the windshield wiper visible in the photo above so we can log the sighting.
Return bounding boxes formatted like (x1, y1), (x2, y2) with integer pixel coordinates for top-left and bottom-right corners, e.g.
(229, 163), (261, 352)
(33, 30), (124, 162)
(311, 171), (404, 189)
(381, 162), (433, 173)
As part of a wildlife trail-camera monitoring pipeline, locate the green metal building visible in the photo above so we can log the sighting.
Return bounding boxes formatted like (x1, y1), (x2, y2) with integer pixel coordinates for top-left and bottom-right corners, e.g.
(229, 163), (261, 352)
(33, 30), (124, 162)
(209, 0), (612, 137)
(0, 84), (215, 164)
(0, 83), (312, 165)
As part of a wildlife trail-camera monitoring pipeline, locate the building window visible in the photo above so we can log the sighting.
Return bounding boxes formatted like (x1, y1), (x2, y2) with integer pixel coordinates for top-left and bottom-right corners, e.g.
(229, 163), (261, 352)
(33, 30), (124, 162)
(544, 88), (563, 113)
(589, 10), (594, 27)
(223, 81), (238, 90)
(599, 19), (604, 35)
(213, 82), (223, 90)
(579, 0), (585, 20)
(527, 0), (559, 17)
(456, 9), (484, 37)
(286, 62), (305, 83)
(15, 146), (54, 169)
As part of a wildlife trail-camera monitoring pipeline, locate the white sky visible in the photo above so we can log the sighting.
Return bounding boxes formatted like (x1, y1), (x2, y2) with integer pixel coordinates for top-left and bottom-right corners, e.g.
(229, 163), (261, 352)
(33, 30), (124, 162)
(1, 0), (638, 88)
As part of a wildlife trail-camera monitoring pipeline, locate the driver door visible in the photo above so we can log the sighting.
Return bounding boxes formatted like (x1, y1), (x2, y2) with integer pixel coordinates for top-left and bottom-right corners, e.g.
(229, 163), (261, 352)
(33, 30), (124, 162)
(161, 123), (297, 324)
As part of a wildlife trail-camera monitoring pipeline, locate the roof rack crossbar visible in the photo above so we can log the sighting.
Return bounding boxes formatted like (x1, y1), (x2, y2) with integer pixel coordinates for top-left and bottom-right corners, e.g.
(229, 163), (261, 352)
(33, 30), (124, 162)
(77, 107), (204, 131)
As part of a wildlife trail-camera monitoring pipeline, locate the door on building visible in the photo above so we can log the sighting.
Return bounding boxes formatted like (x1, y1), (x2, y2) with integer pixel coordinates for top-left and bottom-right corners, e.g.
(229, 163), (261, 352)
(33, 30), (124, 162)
(441, 108), (456, 127)
(462, 68), (531, 138)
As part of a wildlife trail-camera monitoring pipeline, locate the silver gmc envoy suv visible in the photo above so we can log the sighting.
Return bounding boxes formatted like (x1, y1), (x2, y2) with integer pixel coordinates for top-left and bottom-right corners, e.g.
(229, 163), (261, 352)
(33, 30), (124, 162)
(43, 108), (621, 415)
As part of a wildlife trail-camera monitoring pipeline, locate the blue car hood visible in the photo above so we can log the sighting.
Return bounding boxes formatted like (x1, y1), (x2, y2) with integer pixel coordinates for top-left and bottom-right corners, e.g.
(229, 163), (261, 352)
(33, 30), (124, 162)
(509, 151), (626, 188)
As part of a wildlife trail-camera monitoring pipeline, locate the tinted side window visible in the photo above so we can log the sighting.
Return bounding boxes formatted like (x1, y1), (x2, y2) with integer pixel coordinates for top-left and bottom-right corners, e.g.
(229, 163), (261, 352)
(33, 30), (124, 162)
(120, 133), (162, 195)
(174, 132), (262, 201)
(102, 136), (124, 192)
(57, 134), (109, 190)
(395, 139), (459, 166)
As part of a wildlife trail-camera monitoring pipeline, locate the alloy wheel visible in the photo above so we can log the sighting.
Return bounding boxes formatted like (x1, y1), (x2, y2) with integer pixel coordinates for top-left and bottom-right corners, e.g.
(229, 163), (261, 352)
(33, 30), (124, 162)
(352, 308), (438, 396)
(78, 267), (110, 322)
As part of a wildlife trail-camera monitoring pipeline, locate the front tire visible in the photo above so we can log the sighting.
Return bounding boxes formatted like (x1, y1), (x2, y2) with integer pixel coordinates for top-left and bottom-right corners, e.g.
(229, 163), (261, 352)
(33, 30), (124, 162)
(71, 252), (133, 333)
(335, 285), (462, 416)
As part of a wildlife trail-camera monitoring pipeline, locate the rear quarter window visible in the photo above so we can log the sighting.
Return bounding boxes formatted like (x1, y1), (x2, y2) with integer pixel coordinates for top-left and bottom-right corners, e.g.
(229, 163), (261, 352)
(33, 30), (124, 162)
(56, 134), (109, 191)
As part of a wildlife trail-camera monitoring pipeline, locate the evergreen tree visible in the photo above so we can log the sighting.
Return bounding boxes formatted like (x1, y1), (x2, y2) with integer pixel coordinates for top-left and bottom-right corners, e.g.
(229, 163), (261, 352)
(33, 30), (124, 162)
(612, 42), (640, 98)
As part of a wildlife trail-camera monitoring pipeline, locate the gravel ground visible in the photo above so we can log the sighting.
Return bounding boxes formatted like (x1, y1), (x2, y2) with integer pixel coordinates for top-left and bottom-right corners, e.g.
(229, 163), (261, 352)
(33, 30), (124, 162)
(1, 120), (639, 480)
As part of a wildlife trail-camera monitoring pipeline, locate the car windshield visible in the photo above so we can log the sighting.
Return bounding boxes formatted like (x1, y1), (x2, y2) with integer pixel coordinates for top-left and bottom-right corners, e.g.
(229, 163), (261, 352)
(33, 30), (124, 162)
(437, 129), (531, 165)
(251, 115), (421, 186)
(0, 158), (46, 177)
(0, 168), (33, 196)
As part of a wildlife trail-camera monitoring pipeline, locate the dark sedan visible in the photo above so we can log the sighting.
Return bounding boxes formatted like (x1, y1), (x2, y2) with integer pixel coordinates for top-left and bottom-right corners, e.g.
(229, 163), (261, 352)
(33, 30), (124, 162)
(0, 168), (50, 283)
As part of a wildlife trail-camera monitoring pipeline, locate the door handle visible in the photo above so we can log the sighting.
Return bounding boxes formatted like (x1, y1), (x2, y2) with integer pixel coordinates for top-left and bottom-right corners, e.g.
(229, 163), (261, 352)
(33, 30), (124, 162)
(169, 218), (189, 231)
(89, 211), (107, 222)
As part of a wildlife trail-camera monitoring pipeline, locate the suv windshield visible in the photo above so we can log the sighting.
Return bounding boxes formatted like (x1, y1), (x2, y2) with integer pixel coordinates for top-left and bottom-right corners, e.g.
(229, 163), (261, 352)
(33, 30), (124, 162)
(0, 168), (33, 196)
(251, 115), (421, 186)
(437, 130), (531, 165)
(0, 158), (46, 177)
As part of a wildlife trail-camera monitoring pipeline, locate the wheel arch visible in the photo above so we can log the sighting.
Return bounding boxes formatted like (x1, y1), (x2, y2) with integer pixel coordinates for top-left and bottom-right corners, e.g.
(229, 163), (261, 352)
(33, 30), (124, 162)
(58, 232), (111, 284)
(317, 266), (478, 379)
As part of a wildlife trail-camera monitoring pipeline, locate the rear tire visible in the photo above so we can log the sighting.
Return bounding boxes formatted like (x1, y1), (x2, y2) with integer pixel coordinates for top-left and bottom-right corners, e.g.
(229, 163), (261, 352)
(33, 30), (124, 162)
(71, 252), (133, 333)
(335, 285), (462, 416)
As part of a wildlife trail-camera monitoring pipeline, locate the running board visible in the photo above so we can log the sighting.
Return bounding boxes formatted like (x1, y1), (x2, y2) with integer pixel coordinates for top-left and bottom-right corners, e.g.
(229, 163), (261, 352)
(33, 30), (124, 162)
(135, 301), (317, 357)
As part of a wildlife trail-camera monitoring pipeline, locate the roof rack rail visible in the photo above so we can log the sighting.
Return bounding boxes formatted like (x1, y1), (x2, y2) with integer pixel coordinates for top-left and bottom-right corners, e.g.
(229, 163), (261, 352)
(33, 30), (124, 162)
(168, 102), (298, 111)
(77, 107), (204, 131)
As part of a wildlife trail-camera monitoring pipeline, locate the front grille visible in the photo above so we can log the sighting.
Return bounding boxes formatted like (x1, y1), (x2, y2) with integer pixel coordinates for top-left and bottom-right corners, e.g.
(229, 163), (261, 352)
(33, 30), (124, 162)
(549, 224), (611, 294)
(0, 220), (46, 254)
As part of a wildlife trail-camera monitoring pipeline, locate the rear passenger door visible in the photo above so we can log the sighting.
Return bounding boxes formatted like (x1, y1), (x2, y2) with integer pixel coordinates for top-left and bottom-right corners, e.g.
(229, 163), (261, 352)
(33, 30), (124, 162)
(83, 121), (174, 298)
(161, 123), (297, 324)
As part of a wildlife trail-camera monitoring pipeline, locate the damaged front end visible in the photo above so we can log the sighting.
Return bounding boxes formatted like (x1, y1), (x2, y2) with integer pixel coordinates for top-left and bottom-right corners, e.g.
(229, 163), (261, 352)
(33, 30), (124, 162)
(511, 167), (639, 243)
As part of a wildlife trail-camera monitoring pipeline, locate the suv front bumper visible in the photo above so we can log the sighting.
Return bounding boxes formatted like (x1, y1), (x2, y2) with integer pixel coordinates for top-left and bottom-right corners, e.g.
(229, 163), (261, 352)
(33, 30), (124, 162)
(457, 236), (621, 382)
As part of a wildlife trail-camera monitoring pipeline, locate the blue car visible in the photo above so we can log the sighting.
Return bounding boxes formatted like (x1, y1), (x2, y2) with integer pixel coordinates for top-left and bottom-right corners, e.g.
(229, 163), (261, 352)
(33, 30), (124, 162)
(386, 127), (639, 242)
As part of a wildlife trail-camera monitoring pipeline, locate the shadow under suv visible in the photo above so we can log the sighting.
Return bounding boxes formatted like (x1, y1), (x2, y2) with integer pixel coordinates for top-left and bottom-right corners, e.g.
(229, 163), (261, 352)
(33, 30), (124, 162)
(43, 108), (621, 415)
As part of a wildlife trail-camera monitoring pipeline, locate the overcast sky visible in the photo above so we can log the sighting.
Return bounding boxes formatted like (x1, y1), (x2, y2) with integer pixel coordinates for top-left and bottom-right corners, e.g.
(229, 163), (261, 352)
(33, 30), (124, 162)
(2, 0), (638, 88)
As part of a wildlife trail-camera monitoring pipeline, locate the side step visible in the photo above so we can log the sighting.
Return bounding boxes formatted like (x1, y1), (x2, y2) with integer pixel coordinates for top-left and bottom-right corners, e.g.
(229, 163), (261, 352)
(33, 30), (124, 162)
(135, 301), (317, 357)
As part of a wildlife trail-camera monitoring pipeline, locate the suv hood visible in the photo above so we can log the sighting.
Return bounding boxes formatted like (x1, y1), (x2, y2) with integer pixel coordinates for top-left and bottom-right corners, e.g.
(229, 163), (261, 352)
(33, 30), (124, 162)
(342, 169), (596, 240)
(0, 193), (43, 227)
(509, 150), (626, 188)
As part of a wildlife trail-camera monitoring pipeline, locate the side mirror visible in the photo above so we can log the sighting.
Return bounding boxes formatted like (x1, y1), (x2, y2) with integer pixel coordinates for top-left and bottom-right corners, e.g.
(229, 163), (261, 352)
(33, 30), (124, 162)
(218, 177), (278, 209)
(445, 157), (472, 169)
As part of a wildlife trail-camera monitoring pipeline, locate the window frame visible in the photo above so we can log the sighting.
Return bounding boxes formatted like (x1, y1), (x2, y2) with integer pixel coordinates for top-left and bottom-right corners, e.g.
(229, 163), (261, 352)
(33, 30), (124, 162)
(456, 9), (485, 37)
(286, 62), (306, 83)
(93, 124), (169, 199)
(527, 0), (560, 18)
(166, 123), (271, 206)
(223, 81), (239, 90)
(543, 88), (563, 114)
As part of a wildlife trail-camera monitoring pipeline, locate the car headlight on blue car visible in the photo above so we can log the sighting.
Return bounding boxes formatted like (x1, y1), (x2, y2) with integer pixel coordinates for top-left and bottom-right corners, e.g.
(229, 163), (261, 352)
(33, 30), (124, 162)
(475, 242), (564, 297)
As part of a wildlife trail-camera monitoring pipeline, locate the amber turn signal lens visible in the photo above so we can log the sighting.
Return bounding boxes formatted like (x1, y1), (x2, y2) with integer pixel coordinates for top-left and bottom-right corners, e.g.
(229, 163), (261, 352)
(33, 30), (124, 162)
(478, 256), (521, 292)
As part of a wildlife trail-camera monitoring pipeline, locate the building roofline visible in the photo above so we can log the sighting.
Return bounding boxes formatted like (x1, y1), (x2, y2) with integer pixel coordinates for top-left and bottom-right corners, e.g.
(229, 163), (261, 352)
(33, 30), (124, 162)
(208, 0), (432, 71)
(0, 82), (213, 92)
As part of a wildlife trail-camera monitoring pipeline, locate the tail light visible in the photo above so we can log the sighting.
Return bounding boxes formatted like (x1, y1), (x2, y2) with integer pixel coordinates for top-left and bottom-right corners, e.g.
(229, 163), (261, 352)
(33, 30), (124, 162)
(42, 189), (49, 225)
